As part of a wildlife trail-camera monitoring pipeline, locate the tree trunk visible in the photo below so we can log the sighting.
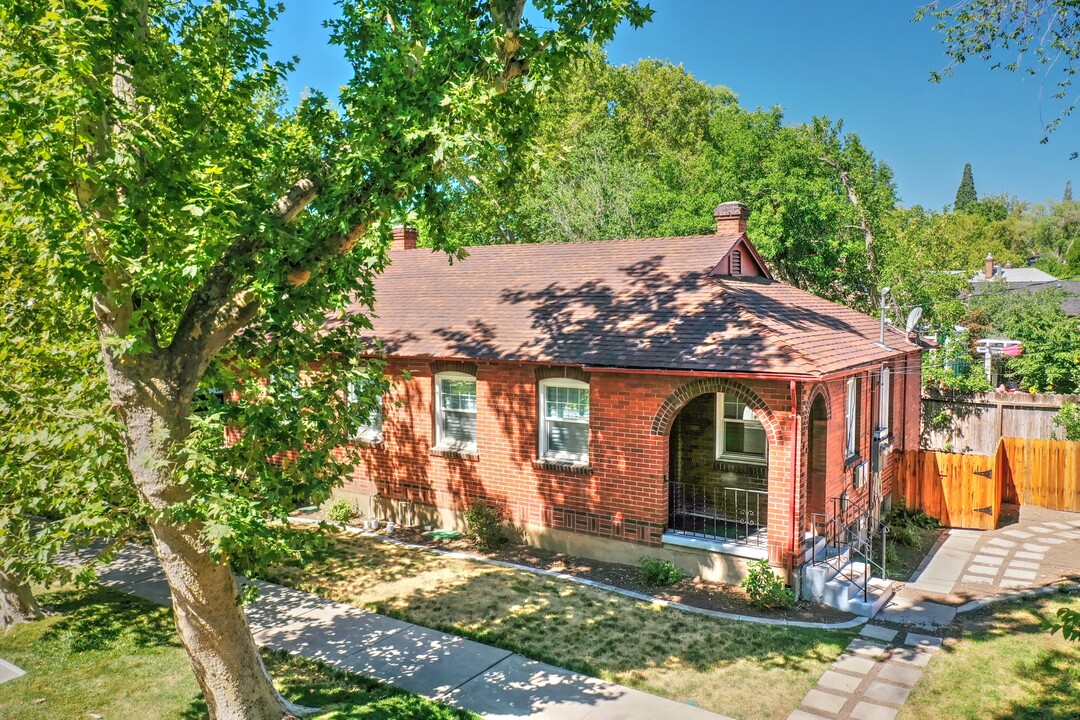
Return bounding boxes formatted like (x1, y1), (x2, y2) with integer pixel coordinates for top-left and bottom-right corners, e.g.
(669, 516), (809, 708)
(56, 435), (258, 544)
(105, 357), (309, 720)
(0, 570), (44, 628)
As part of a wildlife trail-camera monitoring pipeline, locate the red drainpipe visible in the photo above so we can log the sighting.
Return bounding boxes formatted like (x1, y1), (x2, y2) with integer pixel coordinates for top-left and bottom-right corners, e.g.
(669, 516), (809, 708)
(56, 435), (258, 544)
(789, 380), (800, 576)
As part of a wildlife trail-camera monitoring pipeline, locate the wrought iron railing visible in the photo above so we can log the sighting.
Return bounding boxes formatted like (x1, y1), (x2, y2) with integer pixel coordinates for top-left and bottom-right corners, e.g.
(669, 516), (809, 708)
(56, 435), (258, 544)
(668, 480), (768, 547)
(810, 494), (889, 602)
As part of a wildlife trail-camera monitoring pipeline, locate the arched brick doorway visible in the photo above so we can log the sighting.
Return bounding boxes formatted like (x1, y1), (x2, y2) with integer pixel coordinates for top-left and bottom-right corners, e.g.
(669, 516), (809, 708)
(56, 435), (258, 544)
(806, 394), (829, 531)
(656, 380), (782, 552)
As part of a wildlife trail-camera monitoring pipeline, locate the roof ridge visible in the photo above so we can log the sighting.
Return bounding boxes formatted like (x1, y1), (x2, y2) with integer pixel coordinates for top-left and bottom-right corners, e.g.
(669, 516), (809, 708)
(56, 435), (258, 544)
(453, 233), (739, 251)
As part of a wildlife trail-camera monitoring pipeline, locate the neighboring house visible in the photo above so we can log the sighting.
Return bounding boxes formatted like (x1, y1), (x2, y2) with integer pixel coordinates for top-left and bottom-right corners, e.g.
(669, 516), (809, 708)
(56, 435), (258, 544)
(327, 203), (923, 593)
(970, 254), (1080, 317)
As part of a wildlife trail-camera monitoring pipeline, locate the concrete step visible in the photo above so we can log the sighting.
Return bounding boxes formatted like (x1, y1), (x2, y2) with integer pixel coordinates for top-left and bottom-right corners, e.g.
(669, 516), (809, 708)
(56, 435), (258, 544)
(805, 555), (894, 617)
(848, 578), (896, 618)
(803, 533), (827, 564)
(800, 550), (852, 601)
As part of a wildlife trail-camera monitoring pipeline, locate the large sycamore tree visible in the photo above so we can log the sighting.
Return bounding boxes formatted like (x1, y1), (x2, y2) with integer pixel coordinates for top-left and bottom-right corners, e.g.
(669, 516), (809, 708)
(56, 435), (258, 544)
(0, 0), (650, 717)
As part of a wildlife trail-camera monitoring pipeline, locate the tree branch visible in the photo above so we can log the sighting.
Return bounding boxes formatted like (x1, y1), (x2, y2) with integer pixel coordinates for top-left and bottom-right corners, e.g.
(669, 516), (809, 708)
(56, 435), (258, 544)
(820, 155), (875, 273)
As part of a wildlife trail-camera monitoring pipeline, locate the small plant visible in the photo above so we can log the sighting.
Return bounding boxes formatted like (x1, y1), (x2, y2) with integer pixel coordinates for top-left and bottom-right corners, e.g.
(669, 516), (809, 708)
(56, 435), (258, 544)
(1053, 402), (1080, 441)
(326, 498), (356, 523)
(885, 501), (940, 530)
(464, 500), (507, 551)
(889, 523), (920, 548)
(741, 558), (795, 610)
(637, 557), (683, 587)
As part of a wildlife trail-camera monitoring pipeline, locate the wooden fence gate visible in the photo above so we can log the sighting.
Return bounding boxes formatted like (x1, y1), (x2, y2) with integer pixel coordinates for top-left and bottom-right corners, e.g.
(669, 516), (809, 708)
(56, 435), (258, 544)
(894, 450), (1000, 530)
(894, 438), (1080, 529)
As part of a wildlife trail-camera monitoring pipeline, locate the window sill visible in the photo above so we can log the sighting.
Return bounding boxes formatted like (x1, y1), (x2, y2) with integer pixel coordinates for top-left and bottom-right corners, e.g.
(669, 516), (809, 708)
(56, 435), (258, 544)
(844, 453), (862, 468)
(430, 446), (479, 461)
(661, 532), (768, 560)
(349, 437), (385, 449)
(532, 458), (592, 474)
(714, 454), (767, 467)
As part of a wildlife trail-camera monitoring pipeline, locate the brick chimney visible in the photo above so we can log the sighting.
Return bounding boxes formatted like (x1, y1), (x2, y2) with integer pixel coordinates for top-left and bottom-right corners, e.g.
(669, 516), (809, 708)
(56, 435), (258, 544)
(391, 225), (418, 251)
(985, 253), (995, 280)
(713, 201), (749, 235)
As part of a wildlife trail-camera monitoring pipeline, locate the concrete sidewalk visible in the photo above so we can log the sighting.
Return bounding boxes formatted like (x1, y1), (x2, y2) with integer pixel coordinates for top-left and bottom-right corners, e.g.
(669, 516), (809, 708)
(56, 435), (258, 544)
(97, 545), (731, 720)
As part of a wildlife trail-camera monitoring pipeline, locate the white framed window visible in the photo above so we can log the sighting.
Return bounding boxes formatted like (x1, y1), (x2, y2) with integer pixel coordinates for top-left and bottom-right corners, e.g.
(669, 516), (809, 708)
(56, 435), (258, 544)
(539, 378), (590, 463)
(434, 372), (477, 452)
(347, 381), (384, 443)
(877, 367), (891, 436)
(715, 393), (767, 464)
(845, 377), (858, 459)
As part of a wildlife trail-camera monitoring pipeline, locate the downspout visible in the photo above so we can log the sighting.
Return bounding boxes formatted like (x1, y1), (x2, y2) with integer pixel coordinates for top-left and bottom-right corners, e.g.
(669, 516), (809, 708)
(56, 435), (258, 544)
(789, 380), (801, 590)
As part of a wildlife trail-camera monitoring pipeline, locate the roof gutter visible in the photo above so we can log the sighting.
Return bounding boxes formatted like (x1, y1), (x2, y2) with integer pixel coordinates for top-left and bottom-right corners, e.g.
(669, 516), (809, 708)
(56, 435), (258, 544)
(583, 366), (818, 382)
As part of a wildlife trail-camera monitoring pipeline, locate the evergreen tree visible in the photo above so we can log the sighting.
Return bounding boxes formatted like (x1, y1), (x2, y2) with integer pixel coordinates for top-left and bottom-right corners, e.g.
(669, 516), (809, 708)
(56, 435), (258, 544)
(1066, 180), (1073, 202)
(955, 162), (978, 211)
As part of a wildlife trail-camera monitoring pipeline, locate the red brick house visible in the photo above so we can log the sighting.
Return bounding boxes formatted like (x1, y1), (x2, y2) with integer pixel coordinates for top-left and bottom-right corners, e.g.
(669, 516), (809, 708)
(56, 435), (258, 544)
(328, 202), (922, 597)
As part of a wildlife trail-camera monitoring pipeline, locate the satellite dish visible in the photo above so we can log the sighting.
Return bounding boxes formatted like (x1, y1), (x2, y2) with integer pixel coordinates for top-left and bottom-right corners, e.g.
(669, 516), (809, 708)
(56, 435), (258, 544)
(905, 307), (923, 333)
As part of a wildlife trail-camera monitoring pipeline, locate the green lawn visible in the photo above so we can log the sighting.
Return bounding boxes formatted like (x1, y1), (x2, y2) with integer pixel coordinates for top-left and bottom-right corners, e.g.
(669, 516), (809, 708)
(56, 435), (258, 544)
(0, 587), (472, 720)
(901, 592), (1080, 720)
(264, 531), (855, 720)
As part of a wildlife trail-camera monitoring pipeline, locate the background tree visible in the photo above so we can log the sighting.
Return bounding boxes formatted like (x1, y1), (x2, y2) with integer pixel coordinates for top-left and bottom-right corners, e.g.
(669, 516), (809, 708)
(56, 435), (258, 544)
(1065, 180), (1072, 201)
(0, 226), (133, 627)
(954, 162), (978, 211)
(0, 1), (650, 717)
(435, 52), (901, 309)
(918, 0), (1080, 146)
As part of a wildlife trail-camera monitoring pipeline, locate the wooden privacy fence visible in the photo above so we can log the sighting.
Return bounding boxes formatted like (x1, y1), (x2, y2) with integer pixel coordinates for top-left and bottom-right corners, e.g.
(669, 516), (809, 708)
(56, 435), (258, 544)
(894, 450), (1000, 530)
(998, 437), (1080, 512)
(894, 437), (1080, 529)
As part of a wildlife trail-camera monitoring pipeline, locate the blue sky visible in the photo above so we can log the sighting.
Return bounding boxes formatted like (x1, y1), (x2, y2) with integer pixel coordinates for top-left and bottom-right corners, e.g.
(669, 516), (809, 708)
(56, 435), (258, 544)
(268, 0), (1080, 209)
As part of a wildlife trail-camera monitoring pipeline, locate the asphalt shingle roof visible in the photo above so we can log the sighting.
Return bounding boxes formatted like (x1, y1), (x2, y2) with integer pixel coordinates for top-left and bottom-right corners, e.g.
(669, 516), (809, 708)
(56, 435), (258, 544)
(339, 234), (918, 377)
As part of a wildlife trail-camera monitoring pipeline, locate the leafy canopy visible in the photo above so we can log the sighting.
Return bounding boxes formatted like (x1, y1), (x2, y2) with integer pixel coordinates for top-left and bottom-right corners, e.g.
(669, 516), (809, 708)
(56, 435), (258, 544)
(0, 0), (651, 573)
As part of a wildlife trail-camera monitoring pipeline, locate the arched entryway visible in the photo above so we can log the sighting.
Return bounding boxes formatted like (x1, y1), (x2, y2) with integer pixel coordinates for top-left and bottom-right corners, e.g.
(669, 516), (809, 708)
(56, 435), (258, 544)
(666, 390), (773, 550)
(806, 394), (829, 531)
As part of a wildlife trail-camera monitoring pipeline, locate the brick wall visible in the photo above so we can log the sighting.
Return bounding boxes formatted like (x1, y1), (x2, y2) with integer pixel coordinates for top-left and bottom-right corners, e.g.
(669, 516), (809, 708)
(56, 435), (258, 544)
(799, 350), (923, 528)
(341, 359), (800, 565)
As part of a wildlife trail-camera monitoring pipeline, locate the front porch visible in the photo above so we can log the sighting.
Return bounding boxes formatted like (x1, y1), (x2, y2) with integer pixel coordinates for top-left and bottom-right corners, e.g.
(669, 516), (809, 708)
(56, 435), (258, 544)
(663, 392), (773, 560)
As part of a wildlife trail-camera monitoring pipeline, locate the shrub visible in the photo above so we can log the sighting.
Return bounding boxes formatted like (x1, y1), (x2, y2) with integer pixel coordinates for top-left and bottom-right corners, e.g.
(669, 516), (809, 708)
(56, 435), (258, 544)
(885, 501), (939, 530)
(1053, 402), (1080, 441)
(741, 558), (795, 610)
(637, 557), (683, 587)
(326, 498), (356, 523)
(889, 523), (920, 548)
(464, 501), (507, 551)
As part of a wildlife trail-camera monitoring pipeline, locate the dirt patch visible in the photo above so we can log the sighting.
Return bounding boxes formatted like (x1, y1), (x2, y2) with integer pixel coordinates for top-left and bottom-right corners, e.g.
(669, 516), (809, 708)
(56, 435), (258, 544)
(300, 516), (856, 624)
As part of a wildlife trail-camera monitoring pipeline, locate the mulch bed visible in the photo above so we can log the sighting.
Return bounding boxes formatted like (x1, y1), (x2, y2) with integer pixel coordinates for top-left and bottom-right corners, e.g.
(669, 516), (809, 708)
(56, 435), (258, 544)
(298, 509), (857, 623)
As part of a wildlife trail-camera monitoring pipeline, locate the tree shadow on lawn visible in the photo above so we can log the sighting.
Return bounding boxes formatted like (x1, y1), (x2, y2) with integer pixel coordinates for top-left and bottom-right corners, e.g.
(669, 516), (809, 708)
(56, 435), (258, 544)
(351, 562), (848, 678)
(42, 585), (181, 654)
(937, 591), (1080, 720)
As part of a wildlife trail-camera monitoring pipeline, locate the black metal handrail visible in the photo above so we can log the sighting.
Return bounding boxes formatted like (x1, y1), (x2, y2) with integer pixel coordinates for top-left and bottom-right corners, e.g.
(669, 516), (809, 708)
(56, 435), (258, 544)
(668, 480), (768, 547)
(810, 495), (889, 603)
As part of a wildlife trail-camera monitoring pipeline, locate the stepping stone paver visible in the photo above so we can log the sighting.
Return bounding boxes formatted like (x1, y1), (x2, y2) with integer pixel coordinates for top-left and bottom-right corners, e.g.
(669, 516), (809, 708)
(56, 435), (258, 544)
(987, 538), (1015, 547)
(1023, 543), (1051, 552)
(834, 654), (877, 675)
(851, 701), (898, 720)
(860, 625), (898, 643)
(1008, 560), (1040, 569)
(962, 574), (993, 584)
(903, 632), (941, 651)
(818, 670), (864, 693)
(1003, 529), (1033, 539)
(802, 689), (848, 714)
(972, 554), (1004, 565)
(980, 546), (1009, 556)
(1059, 531), (1080, 540)
(877, 663), (922, 686)
(1040, 538), (1065, 544)
(1025, 525), (1052, 533)
(1015, 551), (1045, 560)
(864, 681), (910, 705)
(847, 638), (888, 658)
(1044, 522), (1070, 530)
(1000, 578), (1030, 588)
(1002, 568), (1037, 581)
(889, 647), (932, 667)
(967, 564), (997, 575)
(788, 711), (829, 720)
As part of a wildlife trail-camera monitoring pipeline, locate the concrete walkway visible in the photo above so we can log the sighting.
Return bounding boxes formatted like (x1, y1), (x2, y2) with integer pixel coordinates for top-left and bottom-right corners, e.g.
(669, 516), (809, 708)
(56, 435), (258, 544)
(0, 657), (26, 684)
(877, 507), (1080, 630)
(789, 625), (941, 720)
(97, 545), (731, 720)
